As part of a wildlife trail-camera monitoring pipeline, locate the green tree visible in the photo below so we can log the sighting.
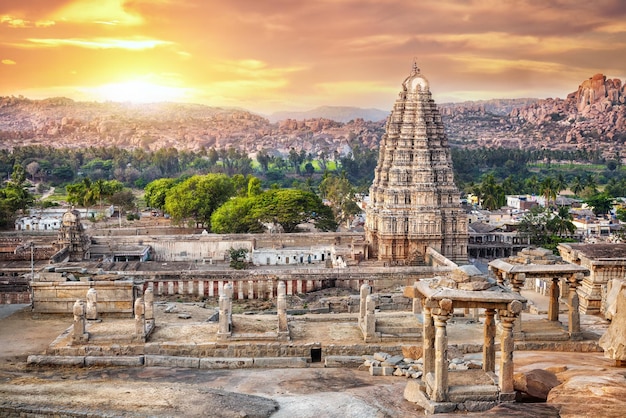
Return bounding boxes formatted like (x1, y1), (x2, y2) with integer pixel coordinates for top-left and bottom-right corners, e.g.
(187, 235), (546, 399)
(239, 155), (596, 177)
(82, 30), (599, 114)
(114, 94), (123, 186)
(547, 206), (576, 236)
(164, 174), (235, 228)
(479, 174), (505, 210)
(145, 178), (177, 212)
(584, 193), (613, 216)
(251, 189), (337, 233)
(517, 206), (551, 246)
(0, 164), (33, 219)
(540, 177), (557, 207)
(570, 176), (584, 196)
(211, 197), (264, 233)
(229, 247), (249, 270)
(319, 173), (361, 227)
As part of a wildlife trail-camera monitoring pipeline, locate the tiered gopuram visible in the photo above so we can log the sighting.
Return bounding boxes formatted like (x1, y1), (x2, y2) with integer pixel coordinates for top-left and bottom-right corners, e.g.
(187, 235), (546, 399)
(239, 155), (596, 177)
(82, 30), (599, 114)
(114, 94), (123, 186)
(366, 62), (468, 263)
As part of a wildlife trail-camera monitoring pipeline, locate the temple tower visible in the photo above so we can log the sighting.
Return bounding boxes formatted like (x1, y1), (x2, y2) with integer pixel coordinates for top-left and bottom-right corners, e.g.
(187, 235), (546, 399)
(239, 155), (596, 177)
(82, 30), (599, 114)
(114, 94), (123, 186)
(365, 62), (468, 263)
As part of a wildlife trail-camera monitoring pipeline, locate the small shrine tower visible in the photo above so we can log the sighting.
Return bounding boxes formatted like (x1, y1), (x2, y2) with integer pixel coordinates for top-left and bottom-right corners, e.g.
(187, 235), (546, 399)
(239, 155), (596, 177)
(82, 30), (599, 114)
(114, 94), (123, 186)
(365, 62), (468, 263)
(55, 208), (91, 261)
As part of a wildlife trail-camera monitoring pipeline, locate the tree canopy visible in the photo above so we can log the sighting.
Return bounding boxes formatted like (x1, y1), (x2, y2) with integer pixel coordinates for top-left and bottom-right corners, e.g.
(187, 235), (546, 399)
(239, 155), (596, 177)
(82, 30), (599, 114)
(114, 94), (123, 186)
(164, 173), (235, 228)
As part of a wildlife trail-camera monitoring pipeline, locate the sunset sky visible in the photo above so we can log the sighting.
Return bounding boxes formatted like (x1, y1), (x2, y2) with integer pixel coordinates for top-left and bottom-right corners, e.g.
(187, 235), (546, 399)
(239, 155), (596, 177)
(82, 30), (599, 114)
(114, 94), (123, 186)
(1, 0), (626, 114)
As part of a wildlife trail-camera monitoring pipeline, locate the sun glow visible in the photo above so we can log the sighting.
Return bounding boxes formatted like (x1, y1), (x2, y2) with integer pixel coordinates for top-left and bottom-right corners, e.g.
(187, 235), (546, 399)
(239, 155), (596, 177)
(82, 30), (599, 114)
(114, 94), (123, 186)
(91, 81), (189, 103)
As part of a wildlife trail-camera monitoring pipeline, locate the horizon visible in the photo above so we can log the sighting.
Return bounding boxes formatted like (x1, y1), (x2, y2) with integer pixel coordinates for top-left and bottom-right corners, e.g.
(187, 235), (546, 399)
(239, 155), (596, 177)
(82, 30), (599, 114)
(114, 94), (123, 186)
(1, 1), (626, 114)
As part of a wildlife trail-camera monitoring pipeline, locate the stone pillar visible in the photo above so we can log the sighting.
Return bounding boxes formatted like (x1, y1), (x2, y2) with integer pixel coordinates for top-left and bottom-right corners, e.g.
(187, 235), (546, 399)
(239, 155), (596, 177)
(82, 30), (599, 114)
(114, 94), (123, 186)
(86, 288), (98, 321)
(144, 288), (155, 327)
(412, 297), (422, 314)
(134, 297), (145, 338)
(248, 280), (255, 300)
(567, 273), (583, 340)
(287, 280), (293, 296)
(198, 280), (204, 298)
(483, 308), (496, 372)
(359, 284), (371, 326)
(72, 299), (88, 342)
(431, 298), (452, 403)
(423, 304), (435, 377)
(218, 284), (233, 339)
(499, 300), (522, 401)
(238, 281), (244, 300)
(548, 278), (560, 322)
(208, 280), (214, 297)
(268, 278), (274, 299)
(297, 279), (303, 294)
(277, 282), (288, 337)
(363, 294), (377, 341)
(511, 273), (525, 335)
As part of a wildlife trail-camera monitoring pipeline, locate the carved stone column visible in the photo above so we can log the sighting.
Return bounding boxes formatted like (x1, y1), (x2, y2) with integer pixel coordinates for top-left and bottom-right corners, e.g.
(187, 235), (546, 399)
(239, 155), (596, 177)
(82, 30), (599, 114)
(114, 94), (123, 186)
(359, 284), (371, 327)
(86, 288), (98, 321)
(218, 283), (233, 339)
(72, 299), (88, 343)
(363, 294), (378, 342)
(277, 281), (288, 336)
(548, 278), (560, 322)
(134, 297), (145, 338)
(431, 298), (452, 403)
(423, 304), (435, 377)
(499, 300), (522, 401)
(567, 273), (583, 340)
(483, 308), (496, 372)
(510, 273), (525, 335)
(144, 288), (155, 327)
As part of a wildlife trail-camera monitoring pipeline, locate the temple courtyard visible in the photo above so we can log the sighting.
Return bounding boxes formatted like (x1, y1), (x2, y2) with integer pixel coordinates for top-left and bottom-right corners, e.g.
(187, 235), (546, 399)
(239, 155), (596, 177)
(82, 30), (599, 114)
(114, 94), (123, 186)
(1, 288), (625, 418)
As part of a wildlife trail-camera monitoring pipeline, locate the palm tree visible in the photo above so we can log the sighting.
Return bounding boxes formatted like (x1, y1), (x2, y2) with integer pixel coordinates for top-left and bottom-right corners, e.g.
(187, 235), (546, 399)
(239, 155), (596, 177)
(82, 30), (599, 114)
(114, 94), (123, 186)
(540, 177), (557, 207)
(547, 206), (576, 237)
(584, 174), (598, 194)
(570, 176), (584, 196)
(555, 173), (567, 196)
(480, 174), (504, 210)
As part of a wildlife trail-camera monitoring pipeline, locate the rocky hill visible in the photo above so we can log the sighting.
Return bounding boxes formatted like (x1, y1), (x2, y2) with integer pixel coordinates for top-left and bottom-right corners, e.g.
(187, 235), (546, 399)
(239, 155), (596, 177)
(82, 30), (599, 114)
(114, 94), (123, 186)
(1, 74), (624, 159)
(0, 96), (384, 158)
(268, 106), (389, 123)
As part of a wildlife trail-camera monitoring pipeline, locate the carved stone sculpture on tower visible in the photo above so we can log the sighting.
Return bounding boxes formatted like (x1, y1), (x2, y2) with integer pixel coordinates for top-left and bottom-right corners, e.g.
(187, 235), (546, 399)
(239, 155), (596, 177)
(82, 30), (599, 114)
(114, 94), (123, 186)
(365, 61), (468, 263)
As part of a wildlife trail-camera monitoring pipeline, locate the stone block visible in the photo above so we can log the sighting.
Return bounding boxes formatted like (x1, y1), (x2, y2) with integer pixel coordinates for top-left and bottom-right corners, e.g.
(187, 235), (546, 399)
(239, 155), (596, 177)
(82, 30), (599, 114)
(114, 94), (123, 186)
(85, 356), (144, 367)
(404, 379), (426, 403)
(27, 355), (85, 366)
(253, 357), (309, 368)
(144, 355), (200, 368)
(199, 357), (253, 369)
(382, 354), (404, 366)
(403, 285), (419, 299)
(324, 356), (363, 368)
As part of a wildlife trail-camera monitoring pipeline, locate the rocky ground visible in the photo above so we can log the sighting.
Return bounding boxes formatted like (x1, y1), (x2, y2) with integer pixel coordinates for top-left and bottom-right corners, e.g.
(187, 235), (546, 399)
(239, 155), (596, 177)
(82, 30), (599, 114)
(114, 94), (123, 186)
(1, 298), (626, 417)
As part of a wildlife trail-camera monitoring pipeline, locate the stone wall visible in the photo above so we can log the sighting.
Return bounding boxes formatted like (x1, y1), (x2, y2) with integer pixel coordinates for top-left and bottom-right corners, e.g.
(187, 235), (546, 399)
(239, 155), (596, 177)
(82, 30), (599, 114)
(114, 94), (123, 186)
(135, 265), (452, 300)
(31, 280), (135, 315)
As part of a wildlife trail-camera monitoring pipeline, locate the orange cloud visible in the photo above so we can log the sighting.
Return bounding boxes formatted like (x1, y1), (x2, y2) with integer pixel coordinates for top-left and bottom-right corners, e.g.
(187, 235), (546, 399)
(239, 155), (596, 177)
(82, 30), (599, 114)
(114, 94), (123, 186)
(25, 37), (173, 50)
(2, 59), (16, 65)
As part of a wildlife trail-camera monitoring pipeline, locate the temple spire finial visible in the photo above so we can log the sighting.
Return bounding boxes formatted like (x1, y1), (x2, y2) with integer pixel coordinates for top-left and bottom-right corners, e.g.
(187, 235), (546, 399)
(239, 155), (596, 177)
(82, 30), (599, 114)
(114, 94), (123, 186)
(411, 58), (420, 75)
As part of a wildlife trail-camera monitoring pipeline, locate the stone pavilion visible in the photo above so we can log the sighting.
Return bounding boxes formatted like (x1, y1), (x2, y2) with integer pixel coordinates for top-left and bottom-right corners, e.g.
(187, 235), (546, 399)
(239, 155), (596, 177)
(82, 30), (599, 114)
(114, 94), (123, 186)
(365, 62), (468, 263)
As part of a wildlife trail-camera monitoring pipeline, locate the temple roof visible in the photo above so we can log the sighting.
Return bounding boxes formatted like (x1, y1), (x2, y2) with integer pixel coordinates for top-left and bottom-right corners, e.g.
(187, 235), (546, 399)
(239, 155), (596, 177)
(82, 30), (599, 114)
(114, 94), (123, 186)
(403, 60), (429, 93)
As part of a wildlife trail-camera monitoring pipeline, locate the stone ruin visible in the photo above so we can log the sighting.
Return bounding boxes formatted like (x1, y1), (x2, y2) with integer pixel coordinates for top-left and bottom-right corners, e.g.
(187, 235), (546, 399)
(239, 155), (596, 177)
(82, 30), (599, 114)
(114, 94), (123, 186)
(600, 279), (626, 366)
(358, 283), (420, 342)
(216, 281), (291, 342)
(403, 265), (527, 414)
(71, 287), (155, 344)
(489, 247), (587, 341)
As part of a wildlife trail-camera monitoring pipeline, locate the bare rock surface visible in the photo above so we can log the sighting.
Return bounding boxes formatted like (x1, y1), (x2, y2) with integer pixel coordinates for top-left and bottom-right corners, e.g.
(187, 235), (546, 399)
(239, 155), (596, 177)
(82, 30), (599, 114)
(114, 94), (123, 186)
(514, 368), (560, 400)
(600, 287), (626, 361)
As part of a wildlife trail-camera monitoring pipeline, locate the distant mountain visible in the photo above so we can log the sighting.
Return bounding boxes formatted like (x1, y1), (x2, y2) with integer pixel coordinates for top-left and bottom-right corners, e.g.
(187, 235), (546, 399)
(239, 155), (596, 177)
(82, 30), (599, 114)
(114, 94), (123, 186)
(268, 106), (388, 123)
(1, 73), (624, 161)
